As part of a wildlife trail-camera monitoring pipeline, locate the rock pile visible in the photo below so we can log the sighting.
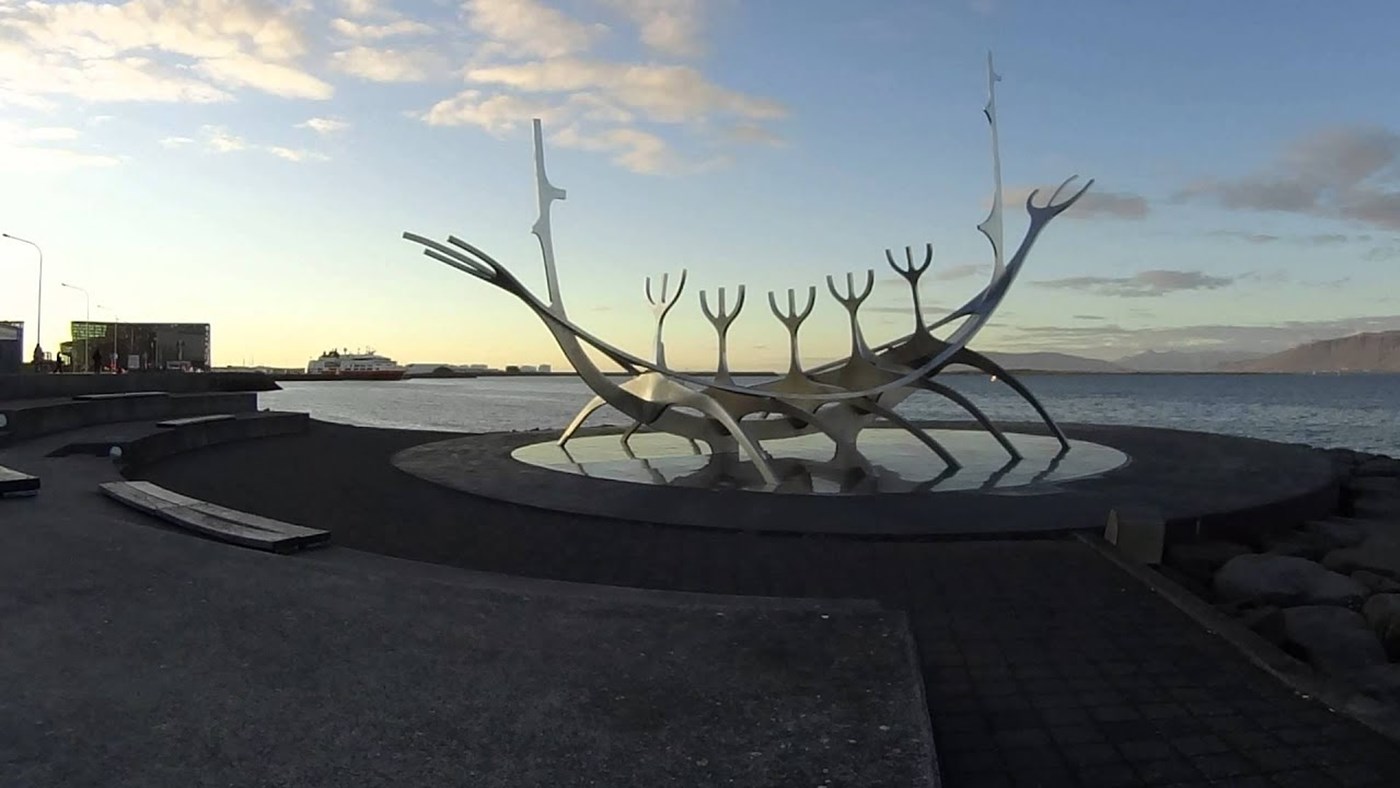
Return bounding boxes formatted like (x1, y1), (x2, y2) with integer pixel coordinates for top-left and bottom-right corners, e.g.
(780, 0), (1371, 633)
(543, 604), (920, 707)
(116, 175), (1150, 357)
(1162, 448), (1400, 704)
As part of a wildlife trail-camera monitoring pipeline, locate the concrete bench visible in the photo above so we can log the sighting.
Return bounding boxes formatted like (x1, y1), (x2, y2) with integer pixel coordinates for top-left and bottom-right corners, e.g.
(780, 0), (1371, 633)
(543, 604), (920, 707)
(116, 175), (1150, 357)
(0, 464), (40, 497)
(156, 414), (238, 428)
(72, 391), (170, 401)
(99, 481), (328, 553)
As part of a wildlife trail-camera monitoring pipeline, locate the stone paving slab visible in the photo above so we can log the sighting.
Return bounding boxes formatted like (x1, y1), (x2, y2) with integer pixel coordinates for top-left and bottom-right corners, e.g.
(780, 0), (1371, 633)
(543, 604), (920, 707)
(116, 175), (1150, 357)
(131, 420), (1400, 787)
(1, 427), (937, 788)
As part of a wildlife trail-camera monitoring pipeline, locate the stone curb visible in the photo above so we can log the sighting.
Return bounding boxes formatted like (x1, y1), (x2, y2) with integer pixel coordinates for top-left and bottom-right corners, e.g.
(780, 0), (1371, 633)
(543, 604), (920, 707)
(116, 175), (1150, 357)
(1077, 531), (1400, 747)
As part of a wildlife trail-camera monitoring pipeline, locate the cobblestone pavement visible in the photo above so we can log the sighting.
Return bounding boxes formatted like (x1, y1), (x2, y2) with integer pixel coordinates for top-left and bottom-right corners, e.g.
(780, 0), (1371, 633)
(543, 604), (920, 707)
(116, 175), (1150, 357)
(135, 422), (1400, 787)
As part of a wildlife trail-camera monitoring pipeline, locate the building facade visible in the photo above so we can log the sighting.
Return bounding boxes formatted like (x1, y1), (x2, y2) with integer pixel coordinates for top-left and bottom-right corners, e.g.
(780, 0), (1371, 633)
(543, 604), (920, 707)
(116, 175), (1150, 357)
(0, 321), (21, 374)
(63, 321), (211, 372)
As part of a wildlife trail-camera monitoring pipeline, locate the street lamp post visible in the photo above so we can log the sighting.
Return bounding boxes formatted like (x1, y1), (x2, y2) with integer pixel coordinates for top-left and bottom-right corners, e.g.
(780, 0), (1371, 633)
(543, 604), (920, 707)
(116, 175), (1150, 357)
(2, 233), (44, 365)
(61, 283), (90, 372)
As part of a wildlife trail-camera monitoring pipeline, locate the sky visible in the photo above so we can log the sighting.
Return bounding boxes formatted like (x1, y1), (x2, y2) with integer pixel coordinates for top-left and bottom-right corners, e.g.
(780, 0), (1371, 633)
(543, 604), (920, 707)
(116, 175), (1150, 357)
(1, 0), (1399, 371)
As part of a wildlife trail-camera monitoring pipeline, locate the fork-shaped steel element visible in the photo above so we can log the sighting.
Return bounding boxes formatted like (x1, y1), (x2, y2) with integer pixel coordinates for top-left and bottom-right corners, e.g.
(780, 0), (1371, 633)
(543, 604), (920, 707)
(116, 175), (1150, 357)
(1026, 175), (1094, 224)
(768, 286), (817, 377)
(643, 269), (687, 367)
(885, 243), (933, 336)
(699, 285), (745, 384)
(825, 269), (875, 361)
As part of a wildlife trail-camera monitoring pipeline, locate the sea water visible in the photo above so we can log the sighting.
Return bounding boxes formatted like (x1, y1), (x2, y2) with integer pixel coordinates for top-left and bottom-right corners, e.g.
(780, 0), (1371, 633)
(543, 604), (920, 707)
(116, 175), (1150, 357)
(259, 373), (1400, 456)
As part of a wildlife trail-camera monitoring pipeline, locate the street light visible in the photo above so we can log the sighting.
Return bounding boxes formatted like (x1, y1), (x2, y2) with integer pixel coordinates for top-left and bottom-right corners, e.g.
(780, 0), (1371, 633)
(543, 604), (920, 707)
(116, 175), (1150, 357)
(61, 282), (90, 322)
(2, 233), (44, 362)
(62, 283), (90, 372)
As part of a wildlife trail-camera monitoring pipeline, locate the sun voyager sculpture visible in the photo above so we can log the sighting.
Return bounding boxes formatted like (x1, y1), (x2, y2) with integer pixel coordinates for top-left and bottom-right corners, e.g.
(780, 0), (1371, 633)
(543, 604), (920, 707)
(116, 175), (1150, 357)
(403, 55), (1092, 491)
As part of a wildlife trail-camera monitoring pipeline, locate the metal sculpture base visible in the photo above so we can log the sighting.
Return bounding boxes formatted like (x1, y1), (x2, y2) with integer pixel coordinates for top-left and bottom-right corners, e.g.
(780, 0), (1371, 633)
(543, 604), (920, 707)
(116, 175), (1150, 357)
(513, 427), (1126, 496)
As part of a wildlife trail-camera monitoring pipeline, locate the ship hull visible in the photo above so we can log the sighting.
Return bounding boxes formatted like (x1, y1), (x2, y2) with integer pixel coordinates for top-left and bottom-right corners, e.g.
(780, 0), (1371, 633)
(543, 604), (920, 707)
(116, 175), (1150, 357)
(277, 370), (406, 382)
(333, 370), (405, 381)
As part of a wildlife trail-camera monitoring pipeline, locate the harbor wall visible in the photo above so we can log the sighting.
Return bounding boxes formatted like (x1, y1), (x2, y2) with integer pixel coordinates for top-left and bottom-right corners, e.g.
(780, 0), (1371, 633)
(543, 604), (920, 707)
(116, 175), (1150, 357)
(0, 371), (279, 401)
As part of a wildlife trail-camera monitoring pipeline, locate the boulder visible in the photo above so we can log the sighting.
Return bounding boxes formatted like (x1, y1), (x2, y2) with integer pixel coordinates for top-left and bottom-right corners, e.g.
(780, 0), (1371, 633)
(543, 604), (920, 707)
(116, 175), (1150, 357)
(1237, 605), (1283, 644)
(1352, 570), (1400, 594)
(1347, 476), (1400, 495)
(1261, 531), (1334, 561)
(1323, 536), (1400, 581)
(1214, 554), (1367, 608)
(1165, 541), (1252, 582)
(1362, 593), (1400, 660)
(1353, 498), (1400, 521)
(1273, 606), (1388, 674)
(1303, 519), (1370, 549)
(1356, 457), (1400, 478)
(1325, 447), (1363, 469)
(1350, 664), (1400, 705)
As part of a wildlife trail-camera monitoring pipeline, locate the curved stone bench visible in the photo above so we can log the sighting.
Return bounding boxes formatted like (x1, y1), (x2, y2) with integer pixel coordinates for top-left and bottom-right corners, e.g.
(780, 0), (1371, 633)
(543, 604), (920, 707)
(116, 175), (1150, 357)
(100, 480), (328, 553)
(117, 411), (308, 467)
(0, 392), (258, 445)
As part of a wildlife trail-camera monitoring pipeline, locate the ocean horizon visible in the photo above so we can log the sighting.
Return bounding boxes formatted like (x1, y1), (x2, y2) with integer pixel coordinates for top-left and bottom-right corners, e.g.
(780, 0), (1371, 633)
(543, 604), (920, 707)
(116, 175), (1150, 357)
(260, 372), (1400, 457)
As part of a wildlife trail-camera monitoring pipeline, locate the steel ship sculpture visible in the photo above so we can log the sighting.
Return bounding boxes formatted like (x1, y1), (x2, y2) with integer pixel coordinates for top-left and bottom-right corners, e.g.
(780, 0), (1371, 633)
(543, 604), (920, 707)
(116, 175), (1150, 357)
(403, 55), (1091, 488)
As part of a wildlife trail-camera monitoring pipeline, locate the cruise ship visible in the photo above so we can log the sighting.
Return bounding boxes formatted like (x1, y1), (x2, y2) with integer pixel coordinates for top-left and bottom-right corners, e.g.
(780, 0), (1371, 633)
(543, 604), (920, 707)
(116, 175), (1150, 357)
(305, 349), (406, 380)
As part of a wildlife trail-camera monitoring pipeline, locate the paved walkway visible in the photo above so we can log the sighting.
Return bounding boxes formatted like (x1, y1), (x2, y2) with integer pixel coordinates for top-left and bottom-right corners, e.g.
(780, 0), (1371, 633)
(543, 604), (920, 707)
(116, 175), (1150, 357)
(132, 421), (1400, 788)
(1, 426), (934, 788)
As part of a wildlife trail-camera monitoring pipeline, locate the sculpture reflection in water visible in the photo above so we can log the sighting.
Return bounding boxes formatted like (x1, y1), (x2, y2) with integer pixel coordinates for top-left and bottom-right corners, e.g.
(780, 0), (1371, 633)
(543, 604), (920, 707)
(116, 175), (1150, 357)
(403, 55), (1092, 491)
(535, 429), (1110, 496)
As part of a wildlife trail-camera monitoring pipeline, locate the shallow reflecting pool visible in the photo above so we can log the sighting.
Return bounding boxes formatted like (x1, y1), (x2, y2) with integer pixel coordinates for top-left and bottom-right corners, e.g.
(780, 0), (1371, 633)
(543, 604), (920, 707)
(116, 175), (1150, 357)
(512, 428), (1129, 495)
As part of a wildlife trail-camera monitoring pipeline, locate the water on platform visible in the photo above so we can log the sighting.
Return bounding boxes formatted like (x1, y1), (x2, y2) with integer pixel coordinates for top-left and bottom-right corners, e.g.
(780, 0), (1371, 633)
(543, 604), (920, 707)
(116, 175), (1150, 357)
(511, 428), (1128, 495)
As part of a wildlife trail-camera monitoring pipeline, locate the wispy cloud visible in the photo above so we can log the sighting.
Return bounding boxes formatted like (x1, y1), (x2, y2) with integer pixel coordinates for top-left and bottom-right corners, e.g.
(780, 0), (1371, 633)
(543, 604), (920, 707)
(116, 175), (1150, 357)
(418, 0), (784, 175)
(466, 0), (607, 58)
(0, 122), (119, 172)
(330, 46), (435, 82)
(266, 146), (329, 163)
(330, 17), (433, 41)
(0, 0), (326, 105)
(602, 0), (707, 57)
(1178, 125), (1400, 230)
(934, 263), (989, 281)
(1207, 230), (1370, 245)
(1007, 186), (1148, 220)
(188, 125), (327, 162)
(297, 117), (350, 135)
(1035, 269), (1235, 298)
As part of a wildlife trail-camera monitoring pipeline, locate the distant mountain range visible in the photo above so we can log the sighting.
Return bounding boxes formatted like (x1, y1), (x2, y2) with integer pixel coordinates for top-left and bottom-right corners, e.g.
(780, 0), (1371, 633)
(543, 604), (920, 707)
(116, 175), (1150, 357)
(1115, 349), (1268, 373)
(1220, 330), (1400, 373)
(959, 331), (1400, 373)
(979, 352), (1127, 373)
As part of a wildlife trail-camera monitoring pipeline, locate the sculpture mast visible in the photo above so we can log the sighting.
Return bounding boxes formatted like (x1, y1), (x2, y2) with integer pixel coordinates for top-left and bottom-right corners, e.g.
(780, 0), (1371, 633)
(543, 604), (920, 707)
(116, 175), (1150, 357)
(976, 51), (1006, 279)
(530, 119), (569, 316)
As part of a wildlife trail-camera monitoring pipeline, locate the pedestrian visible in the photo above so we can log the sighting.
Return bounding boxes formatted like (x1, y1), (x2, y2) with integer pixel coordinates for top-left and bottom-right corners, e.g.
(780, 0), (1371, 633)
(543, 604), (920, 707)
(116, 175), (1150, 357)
(92, 347), (103, 374)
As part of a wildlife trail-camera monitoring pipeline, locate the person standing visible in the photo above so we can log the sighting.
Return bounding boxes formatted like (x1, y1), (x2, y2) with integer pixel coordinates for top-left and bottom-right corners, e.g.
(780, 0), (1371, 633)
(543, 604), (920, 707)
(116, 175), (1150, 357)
(92, 346), (103, 374)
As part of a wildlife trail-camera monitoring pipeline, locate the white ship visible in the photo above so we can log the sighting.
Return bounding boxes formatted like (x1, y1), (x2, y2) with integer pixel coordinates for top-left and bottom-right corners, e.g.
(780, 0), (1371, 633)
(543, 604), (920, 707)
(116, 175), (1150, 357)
(305, 349), (405, 380)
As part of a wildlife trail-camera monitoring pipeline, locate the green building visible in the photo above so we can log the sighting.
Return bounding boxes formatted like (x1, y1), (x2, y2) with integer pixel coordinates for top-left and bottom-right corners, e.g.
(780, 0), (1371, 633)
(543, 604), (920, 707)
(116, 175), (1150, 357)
(62, 321), (211, 373)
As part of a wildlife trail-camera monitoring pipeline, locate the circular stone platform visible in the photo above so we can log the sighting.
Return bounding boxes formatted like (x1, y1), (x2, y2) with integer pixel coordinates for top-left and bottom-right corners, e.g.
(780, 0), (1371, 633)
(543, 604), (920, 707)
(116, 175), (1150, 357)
(391, 421), (1342, 538)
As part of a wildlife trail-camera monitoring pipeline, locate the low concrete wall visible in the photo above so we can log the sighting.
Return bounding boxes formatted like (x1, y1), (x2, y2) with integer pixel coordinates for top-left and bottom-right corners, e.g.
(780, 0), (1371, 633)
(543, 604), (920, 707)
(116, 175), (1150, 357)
(0, 371), (278, 401)
(0, 393), (258, 444)
(121, 411), (309, 468)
